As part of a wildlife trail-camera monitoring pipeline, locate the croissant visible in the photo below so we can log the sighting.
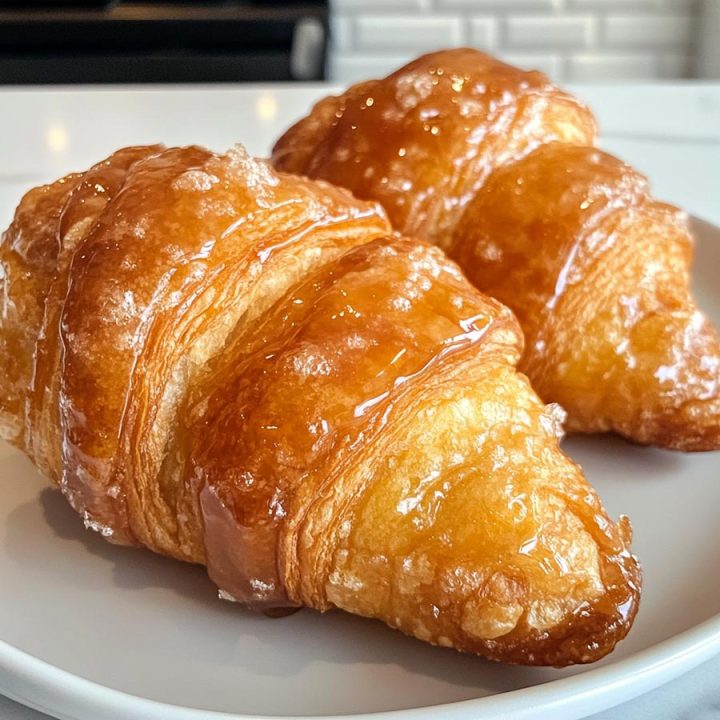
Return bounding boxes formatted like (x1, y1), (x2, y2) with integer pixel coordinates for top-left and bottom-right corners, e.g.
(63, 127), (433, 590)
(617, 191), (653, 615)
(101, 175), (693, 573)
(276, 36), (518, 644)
(272, 48), (720, 451)
(0, 143), (640, 666)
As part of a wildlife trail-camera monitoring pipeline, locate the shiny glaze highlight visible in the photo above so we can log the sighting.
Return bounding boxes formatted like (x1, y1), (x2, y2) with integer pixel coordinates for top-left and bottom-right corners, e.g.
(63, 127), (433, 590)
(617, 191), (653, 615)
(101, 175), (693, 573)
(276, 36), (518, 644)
(273, 47), (596, 250)
(451, 144), (720, 449)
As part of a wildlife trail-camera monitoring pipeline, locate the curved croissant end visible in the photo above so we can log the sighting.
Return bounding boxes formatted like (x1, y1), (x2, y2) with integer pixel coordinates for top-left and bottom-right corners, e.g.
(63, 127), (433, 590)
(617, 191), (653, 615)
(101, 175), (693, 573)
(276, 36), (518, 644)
(271, 48), (720, 451)
(1, 144), (391, 546)
(189, 235), (640, 665)
(451, 144), (720, 451)
(0, 144), (640, 666)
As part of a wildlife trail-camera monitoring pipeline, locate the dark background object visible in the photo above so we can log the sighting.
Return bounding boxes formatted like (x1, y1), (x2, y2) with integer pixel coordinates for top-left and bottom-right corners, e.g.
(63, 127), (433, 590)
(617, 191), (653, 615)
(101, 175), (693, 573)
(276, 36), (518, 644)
(0, 1), (328, 84)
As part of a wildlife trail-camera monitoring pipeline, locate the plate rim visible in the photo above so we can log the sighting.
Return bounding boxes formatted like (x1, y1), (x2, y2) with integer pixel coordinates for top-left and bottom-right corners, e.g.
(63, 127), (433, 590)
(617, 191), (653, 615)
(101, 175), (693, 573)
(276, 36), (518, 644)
(2, 613), (720, 720)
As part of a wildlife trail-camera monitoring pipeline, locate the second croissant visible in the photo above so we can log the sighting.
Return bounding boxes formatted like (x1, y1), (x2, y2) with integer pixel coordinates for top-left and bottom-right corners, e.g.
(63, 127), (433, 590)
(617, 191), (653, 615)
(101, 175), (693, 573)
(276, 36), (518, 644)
(273, 48), (720, 451)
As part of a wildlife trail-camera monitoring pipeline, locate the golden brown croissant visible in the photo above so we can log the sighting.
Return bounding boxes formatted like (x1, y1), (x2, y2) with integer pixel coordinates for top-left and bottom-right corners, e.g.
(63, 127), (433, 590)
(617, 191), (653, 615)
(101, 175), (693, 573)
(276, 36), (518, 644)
(0, 143), (640, 666)
(272, 48), (720, 451)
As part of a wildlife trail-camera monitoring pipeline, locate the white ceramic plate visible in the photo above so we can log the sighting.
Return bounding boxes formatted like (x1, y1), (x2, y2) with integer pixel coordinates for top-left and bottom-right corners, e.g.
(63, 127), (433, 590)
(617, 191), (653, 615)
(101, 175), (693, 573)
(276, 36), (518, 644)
(1, 219), (719, 720)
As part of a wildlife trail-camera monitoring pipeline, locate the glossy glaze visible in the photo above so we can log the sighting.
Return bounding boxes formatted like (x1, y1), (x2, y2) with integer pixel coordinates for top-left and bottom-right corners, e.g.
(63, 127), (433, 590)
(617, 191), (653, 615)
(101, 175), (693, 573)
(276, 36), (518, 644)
(271, 48), (720, 451)
(272, 48), (596, 250)
(451, 144), (720, 450)
(2, 144), (391, 549)
(189, 235), (640, 663)
(189, 236), (515, 609)
(28, 146), (163, 485)
(0, 171), (81, 444)
(0, 144), (640, 666)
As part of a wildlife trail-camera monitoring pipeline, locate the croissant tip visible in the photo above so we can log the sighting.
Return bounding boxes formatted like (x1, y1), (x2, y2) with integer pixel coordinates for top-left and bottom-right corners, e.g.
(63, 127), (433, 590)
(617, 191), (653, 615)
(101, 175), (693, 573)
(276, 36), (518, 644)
(627, 398), (720, 452)
(611, 426), (720, 453)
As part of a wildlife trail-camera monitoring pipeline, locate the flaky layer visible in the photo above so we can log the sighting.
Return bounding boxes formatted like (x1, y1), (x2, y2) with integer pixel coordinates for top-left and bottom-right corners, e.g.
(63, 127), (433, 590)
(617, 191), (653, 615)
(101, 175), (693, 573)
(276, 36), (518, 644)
(190, 236), (640, 665)
(1, 144), (391, 548)
(0, 170), (81, 444)
(451, 144), (720, 450)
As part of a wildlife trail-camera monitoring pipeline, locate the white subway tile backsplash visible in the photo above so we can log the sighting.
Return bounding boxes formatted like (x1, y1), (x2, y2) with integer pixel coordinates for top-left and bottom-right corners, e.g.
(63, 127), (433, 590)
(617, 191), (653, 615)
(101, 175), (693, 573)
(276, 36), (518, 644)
(498, 53), (563, 80)
(329, 53), (416, 84)
(469, 17), (499, 50)
(567, 54), (658, 81)
(438, 0), (560, 11)
(327, 0), (701, 83)
(506, 15), (595, 50)
(354, 15), (464, 52)
(658, 53), (691, 77)
(330, 0), (429, 12)
(569, 0), (696, 9)
(330, 16), (353, 52)
(603, 14), (693, 49)
(697, 0), (720, 77)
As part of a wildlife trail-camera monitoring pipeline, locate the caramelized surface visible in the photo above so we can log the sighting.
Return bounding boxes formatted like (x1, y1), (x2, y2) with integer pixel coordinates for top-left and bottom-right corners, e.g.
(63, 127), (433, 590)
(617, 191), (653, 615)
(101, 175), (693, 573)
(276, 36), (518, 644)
(272, 48), (720, 450)
(0, 171), (81, 443)
(28, 146), (163, 482)
(451, 145), (720, 450)
(2, 145), (390, 548)
(190, 236), (639, 664)
(1, 144), (640, 666)
(273, 48), (596, 249)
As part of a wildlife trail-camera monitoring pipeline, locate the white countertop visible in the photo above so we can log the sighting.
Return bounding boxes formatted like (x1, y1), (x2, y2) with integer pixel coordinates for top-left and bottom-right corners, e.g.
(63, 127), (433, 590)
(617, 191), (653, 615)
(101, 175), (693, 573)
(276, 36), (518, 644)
(1, 82), (719, 720)
(1, 82), (719, 228)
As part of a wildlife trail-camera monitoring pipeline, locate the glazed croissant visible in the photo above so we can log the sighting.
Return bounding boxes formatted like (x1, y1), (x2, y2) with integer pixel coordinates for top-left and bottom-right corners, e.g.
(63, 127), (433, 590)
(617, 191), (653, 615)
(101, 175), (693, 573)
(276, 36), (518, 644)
(273, 48), (720, 451)
(0, 144), (640, 666)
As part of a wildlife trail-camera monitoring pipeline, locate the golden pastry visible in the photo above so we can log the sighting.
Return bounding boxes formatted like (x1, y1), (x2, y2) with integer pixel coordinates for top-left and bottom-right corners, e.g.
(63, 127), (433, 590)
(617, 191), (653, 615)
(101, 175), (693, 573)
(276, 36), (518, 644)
(0, 144), (640, 666)
(272, 48), (720, 451)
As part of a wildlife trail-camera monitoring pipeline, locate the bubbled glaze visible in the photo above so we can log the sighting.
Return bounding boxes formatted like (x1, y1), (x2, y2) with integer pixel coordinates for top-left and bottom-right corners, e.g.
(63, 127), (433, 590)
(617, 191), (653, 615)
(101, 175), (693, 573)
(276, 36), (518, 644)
(0, 171), (81, 444)
(1, 144), (391, 548)
(272, 48), (596, 249)
(189, 236), (640, 664)
(272, 48), (720, 450)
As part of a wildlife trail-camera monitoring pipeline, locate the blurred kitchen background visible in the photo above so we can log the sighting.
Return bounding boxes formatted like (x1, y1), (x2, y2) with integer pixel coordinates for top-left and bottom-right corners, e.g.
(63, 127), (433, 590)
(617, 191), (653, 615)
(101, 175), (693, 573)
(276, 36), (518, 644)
(0, 0), (718, 85)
